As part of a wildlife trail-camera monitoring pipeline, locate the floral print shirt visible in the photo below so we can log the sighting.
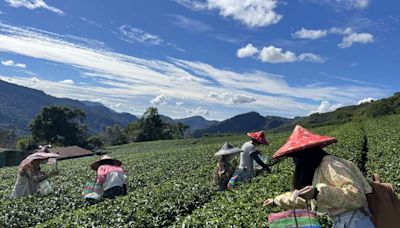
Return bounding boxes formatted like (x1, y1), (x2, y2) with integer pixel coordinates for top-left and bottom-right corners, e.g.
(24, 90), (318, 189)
(273, 155), (372, 214)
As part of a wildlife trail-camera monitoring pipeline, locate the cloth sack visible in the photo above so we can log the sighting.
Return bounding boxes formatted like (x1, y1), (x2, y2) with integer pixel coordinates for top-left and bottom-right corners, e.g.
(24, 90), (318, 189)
(37, 180), (53, 196)
(366, 174), (400, 228)
(82, 181), (104, 200)
(268, 209), (321, 228)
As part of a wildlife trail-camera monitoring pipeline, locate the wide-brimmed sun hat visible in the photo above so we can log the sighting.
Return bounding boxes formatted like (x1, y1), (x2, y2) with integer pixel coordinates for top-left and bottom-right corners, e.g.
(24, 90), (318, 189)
(19, 152), (60, 171)
(247, 131), (269, 145)
(91, 155), (122, 170)
(272, 125), (337, 159)
(214, 142), (243, 156)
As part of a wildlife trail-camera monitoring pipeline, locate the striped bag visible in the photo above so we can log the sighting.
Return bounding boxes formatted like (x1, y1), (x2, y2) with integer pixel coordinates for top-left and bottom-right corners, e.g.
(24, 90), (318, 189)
(268, 209), (321, 228)
(82, 181), (103, 200)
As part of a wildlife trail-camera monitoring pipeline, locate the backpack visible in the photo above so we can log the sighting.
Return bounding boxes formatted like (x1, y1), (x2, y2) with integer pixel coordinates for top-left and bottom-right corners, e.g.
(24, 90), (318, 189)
(366, 174), (400, 228)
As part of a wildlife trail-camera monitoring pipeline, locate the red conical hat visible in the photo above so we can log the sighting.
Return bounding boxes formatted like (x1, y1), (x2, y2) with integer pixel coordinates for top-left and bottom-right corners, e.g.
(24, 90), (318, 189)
(272, 125), (337, 159)
(247, 131), (269, 145)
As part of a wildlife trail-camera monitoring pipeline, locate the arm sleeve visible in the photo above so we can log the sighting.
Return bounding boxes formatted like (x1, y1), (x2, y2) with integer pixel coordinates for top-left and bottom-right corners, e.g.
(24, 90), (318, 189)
(96, 166), (107, 184)
(25, 169), (47, 183)
(250, 152), (269, 169)
(315, 160), (367, 210)
(273, 191), (307, 210)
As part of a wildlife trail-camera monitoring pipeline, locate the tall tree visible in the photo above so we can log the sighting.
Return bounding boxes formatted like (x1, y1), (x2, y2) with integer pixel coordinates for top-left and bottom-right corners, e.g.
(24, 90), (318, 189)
(103, 125), (128, 146)
(29, 106), (87, 146)
(135, 107), (172, 142)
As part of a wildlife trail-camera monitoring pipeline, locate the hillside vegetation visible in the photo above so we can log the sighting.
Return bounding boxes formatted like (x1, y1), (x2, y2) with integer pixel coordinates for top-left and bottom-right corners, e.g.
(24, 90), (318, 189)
(1, 114), (399, 227)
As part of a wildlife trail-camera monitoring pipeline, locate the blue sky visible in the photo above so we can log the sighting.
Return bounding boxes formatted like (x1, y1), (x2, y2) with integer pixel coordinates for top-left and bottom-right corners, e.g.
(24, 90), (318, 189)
(0, 0), (398, 120)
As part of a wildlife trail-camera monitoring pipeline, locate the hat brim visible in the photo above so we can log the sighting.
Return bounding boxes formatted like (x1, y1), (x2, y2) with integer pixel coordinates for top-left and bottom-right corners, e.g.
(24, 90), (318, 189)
(246, 133), (269, 145)
(272, 139), (337, 159)
(91, 158), (122, 170)
(214, 148), (242, 156)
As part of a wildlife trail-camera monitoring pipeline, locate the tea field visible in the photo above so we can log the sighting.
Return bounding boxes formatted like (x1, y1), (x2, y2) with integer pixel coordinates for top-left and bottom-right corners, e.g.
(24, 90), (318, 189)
(0, 115), (399, 227)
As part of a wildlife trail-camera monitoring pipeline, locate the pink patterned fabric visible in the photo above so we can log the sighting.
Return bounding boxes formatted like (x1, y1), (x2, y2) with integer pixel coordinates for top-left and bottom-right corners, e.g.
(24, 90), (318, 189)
(18, 152), (60, 174)
(96, 164), (125, 184)
(272, 125), (337, 159)
(268, 209), (317, 222)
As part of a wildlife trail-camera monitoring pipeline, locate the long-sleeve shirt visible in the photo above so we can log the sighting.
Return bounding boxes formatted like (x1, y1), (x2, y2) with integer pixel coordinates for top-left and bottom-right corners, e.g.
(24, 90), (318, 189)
(273, 155), (372, 216)
(96, 165), (127, 191)
(214, 159), (237, 186)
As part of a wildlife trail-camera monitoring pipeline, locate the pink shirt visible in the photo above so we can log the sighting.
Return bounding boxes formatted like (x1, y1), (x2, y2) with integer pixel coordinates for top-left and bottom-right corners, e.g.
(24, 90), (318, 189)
(96, 165), (125, 184)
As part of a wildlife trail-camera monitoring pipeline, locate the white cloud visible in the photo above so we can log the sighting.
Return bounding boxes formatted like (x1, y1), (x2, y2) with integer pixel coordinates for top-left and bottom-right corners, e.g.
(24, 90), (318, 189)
(175, 0), (282, 28)
(58, 79), (74, 85)
(338, 32), (374, 48)
(0, 22), (387, 119)
(259, 46), (297, 63)
(329, 27), (353, 35)
(151, 95), (167, 106)
(1, 59), (26, 68)
(209, 92), (256, 104)
(176, 101), (184, 106)
(5, 0), (64, 15)
(115, 103), (122, 108)
(118, 25), (163, 45)
(292, 27), (374, 49)
(236, 43), (259, 58)
(169, 15), (212, 33)
(310, 101), (344, 114)
(30, 76), (40, 83)
(187, 107), (210, 116)
(238, 45), (324, 63)
(292, 28), (328, 40)
(357, 97), (374, 105)
(297, 53), (325, 63)
(306, 0), (370, 10)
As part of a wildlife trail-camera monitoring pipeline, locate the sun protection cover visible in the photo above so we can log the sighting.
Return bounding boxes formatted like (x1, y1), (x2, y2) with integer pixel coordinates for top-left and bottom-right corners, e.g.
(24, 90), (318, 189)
(247, 131), (269, 145)
(272, 125), (337, 159)
(214, 142), (243, 156)
(91, 155), (122, 170)
(19, 152), (60, 171)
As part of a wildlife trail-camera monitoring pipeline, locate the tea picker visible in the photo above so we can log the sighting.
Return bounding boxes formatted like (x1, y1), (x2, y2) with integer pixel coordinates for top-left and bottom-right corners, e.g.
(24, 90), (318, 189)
(11, 145), (60, 198)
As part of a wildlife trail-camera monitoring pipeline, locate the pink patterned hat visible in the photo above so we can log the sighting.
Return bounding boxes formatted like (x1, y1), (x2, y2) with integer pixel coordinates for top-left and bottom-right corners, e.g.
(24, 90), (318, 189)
(272, 125), (337, 159)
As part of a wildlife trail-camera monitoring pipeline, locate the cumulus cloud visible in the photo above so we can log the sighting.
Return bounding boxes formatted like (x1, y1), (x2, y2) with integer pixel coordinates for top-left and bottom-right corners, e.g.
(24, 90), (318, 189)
(118, 25), (163, 45)
(187, 107), (210, 116)
(338, 32), (374, 48)
(292, 27), (373, 48)
(292, 28), (328, 40)
(151, 95), (167, 106)
(58, 79), (74, 85)
(175, 0), (282, 28)
(237, 45), (324, 63)
(259, 46), (297, 63)
(297, 53), (325, 63)
(357, 97), (374, 105)
(236, 43), (259, 58)
(209, 92), (256, 104)
(310, 101), (344, 114)
(5, 0), (64, 15)
(1, 59), (26, 68)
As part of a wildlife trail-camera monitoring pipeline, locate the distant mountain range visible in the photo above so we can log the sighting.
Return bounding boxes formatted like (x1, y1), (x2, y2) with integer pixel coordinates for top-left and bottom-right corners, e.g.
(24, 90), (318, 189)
(191, 112), (292, 137)
(0, 79), (137, 135)
(2, 79), (399, 137)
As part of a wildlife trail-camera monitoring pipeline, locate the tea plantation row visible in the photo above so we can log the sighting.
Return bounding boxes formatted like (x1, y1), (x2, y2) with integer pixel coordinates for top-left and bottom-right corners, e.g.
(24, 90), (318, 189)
(0, 116), (399, 227)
